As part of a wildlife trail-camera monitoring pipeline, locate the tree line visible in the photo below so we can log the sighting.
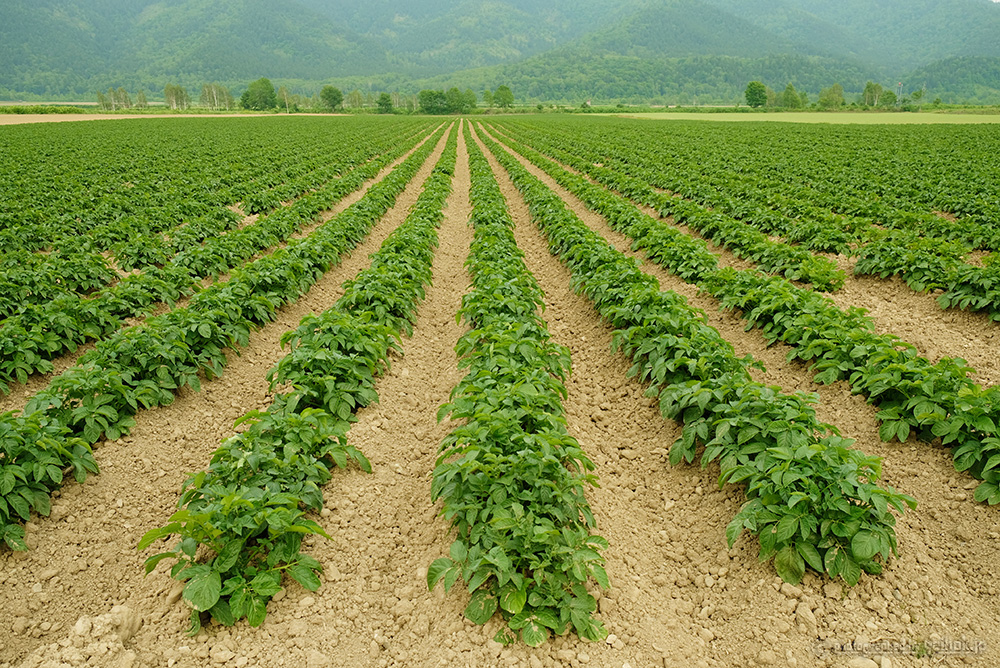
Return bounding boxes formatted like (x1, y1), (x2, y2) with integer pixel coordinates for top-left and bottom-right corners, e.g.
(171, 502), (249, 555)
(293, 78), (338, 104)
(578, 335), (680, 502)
(744, 80), (929, 110)
(95, 80), (517, 114)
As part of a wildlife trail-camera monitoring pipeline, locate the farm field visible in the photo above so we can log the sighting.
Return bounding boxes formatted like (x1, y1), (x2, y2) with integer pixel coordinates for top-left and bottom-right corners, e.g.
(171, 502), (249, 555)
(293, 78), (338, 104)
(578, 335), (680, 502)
(617, 112), (1000, 124)
(0, 114), (999, 668)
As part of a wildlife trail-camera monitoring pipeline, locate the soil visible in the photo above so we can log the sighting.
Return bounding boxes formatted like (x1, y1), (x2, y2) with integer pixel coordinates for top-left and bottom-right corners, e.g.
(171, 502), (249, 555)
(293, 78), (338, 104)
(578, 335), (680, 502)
(1, 119), (998, 668)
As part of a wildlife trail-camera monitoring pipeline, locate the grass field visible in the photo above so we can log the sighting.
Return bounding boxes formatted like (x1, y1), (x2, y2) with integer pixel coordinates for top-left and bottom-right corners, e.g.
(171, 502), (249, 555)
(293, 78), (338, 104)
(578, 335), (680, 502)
(618, 111), (1000, 124)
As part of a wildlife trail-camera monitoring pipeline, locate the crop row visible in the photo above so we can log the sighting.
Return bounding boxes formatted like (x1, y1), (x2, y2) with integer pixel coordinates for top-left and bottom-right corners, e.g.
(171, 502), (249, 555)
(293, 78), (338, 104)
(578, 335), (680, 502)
(495, 120), (1000, 328)
(139, 124), (458, 633)
(0, 124), (448, 553)
(0, 122), (431, 394)
(504, 118), (1000, 251)
(0, 120), (429, 318)
(477, 124), (914, 587)
(853, 235), (1000, 322)
(493, 120), (866, 256)
(486, 121), (1000, 508)
(0, 119), (428, 253)
(428, 125), (607, 647)
(487, 124), (845, 291)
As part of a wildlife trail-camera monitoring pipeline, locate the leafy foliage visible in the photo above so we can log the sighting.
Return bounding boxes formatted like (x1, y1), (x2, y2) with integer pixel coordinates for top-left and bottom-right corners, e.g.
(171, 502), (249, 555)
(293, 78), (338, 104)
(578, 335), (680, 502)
(429, 124), (607, 645)
(141, 124), (457, 631)
(0, 120), (440, 550)
(479, 122), (915, 586)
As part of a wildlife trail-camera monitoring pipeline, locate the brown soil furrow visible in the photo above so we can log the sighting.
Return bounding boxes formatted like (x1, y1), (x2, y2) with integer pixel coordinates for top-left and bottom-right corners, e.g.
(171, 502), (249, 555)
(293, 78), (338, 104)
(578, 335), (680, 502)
(476, 127), (748, 668)
(484, 124), (1000, 389)
(0, 129), (439, 418)
(478, 124), (1000, 668)
(191, 119), (480, 668)
(0, 127), (453, 668)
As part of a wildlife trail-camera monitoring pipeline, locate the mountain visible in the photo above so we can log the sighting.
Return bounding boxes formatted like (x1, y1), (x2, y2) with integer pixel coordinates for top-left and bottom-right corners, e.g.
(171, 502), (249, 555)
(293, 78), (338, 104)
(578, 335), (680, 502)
(2, 0), (1000, 103)
(0, 0), (388, 98)
(701, 0), (1000, 70)
(295, 0), (645, 74)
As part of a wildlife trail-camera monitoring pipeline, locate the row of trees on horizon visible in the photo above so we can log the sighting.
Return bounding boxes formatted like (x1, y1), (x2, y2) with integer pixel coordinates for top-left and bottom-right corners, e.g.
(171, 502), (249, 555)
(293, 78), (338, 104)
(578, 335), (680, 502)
(744, 80), (933, 109)
(95, 78), (517, 114)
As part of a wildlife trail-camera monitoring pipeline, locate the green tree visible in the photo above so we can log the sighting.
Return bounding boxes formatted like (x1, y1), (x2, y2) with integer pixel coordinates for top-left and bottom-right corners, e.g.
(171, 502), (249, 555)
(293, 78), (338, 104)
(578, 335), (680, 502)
(818, 83), (845, 109)
(799, 90), (809, 108)
(377, 92), (393, 114)
(781, 83), (802, 108)
(463, 88), (478, 111)
(862, 81), (884, 106)
(418, 89), (448, 114)
(346, 89), (364, 109)
(494, 85), (514, 109)
(878, 90), (897, 108)
(135, 90), (148, 109)
(483, 88), (494, 108)
(445, 87), (465, 113)
(200, 83), (233, 110)
(164, 84), (190, 110)
(320, 86), (343, 110)
(745, 81), (767, 108)
(240, 78), (277, 111)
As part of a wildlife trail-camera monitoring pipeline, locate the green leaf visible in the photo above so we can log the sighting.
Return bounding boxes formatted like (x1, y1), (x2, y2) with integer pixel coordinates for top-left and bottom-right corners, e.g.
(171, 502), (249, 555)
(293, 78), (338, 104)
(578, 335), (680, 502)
(591, 564), (610, 590)
(183, 567), (222, 612)
(250, 572), (282, 598)
(137, 523), (179, 550)
(246, 595), (268, 627)
(449, 540), (468, 563)
(795, 542), (824, 573)
(209, 598), (235, 627)
(214, 539), (243, 573)
(464, 588), (498, 625)
(774, 545), (805, 585)
(851, 530), (881, 562)
(427, 558), (455, 591)
(499, 584), (526, 616)
(521, 618), (548, 647)
(288, 563), (321, 591)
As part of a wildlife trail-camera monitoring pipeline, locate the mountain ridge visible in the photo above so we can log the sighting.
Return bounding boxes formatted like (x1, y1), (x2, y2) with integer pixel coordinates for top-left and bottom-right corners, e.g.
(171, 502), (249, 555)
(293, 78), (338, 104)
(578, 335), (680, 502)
(2, 0), (999, 104)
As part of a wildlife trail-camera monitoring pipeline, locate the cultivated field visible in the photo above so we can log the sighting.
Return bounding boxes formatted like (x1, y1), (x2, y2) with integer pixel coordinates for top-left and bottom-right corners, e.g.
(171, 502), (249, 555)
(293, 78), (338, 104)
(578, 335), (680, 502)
(0, 114), (998, 668)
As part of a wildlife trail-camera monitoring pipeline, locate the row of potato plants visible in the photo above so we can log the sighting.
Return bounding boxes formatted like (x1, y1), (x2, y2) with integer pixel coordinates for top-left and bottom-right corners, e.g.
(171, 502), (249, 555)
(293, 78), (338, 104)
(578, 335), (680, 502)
(0, 120), (428, 318)
(494, 120), (865, 256)
(0, 118), (418, 253)
(488, 124), (845, 292)
(0, 125), (447, 553)
(428, 125), (608, 647)
(0, 249), (119, 319)
(513, 119), (1000, 252)
(852, 234), (1000, 322)
(497, 121), (1000, 323)
(478, 125), (915, 588)
(494, 122), (1000, 508)
(138, 125), (458, 633)
(0, 123), (431, 394)
(111, 122), (428, 273)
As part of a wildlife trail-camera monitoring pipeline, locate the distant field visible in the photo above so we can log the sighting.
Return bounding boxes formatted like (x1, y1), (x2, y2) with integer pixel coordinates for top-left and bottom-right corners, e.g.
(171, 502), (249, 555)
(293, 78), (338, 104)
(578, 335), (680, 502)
(618, 111), (1000, 124)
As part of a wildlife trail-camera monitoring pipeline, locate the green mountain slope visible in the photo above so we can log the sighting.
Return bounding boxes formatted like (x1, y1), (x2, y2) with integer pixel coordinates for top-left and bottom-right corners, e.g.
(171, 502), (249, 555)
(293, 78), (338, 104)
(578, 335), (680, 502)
(905, 56), (1000, 104)
(295, 0), (645, 74)
(0, 0), (387, 98)
(701, 0), (1000, 69)
(577, 0), (808, 60)
(2, 0), (1000, 103)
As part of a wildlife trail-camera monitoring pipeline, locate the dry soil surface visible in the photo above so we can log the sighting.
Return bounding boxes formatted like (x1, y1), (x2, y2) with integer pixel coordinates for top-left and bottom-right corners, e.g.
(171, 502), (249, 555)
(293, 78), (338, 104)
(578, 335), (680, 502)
(1, 120), (998, 668)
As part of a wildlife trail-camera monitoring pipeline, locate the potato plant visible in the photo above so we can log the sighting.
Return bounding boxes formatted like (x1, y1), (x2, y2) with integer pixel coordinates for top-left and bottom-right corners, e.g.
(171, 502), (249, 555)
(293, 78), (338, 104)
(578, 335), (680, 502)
(429, 124), (608, 647)
(480, 124), (915, 587)
(140, 125), (458, 632)
(0, 125), (446, 553)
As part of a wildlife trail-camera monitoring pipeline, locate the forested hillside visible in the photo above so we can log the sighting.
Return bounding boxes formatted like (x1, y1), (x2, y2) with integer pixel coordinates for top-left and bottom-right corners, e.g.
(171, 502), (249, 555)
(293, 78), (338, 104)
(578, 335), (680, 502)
(2, 0), (999, 104)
